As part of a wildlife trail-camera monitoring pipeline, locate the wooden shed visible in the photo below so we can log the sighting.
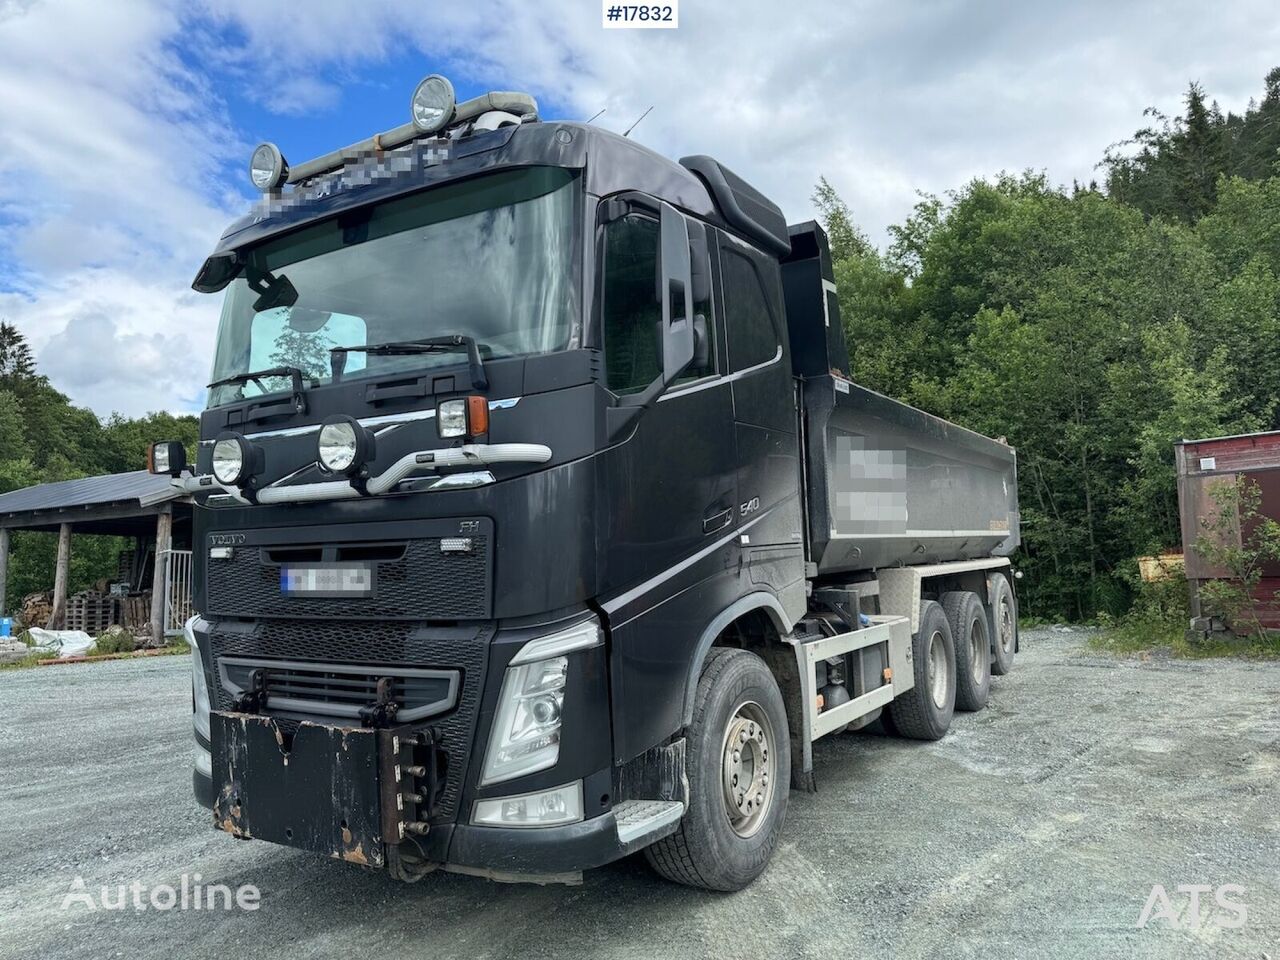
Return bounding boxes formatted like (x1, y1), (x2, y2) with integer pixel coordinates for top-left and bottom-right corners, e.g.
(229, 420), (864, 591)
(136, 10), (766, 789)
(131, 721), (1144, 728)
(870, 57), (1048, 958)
(0, 471), (193, 644)
(1175, 431), (1280, 631)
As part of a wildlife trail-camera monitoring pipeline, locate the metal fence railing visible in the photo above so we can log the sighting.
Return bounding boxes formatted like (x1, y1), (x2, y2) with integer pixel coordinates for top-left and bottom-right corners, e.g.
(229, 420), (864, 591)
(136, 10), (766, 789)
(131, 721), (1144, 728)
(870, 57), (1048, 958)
(162, 549), (193, 636)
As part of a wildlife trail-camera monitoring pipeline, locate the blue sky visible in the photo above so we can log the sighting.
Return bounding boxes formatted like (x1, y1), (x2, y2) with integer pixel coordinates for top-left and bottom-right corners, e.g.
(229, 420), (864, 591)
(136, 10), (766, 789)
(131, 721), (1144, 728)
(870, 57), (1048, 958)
(192, 21), (579, 190)
(0, 0), (1276, 417)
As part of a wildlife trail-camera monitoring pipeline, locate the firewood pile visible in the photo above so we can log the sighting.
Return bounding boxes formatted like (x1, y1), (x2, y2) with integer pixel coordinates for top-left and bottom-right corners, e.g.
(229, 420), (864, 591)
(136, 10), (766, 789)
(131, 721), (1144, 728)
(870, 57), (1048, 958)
(20, 591), (52, 630)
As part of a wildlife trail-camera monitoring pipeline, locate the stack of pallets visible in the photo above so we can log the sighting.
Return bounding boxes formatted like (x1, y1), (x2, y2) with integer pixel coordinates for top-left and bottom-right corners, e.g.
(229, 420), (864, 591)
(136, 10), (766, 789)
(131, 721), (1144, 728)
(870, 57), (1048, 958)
(65, 592), (120, 636)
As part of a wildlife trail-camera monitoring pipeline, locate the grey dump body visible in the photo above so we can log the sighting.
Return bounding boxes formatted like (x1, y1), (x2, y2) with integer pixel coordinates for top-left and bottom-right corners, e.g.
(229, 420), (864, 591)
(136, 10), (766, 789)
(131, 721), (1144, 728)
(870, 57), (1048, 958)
(803, 377), (1019, 574)
(781, 221), (1019, 577)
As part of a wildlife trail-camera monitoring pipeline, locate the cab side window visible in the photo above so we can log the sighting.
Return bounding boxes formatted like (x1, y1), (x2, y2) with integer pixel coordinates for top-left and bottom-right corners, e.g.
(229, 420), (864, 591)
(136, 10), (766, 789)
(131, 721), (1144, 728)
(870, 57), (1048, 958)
(721, 247), (779, 372)
(603, 212), (720, 393)
(602, 214), (661, 395)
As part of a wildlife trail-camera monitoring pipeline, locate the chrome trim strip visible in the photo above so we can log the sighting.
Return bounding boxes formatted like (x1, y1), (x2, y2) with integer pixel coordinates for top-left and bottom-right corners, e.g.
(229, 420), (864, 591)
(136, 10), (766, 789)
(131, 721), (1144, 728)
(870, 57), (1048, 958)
(199, 396), (522, 443)
(601, 511), (769, 616)
(177, 443), (551, 504)
(656, 346), (783, 402)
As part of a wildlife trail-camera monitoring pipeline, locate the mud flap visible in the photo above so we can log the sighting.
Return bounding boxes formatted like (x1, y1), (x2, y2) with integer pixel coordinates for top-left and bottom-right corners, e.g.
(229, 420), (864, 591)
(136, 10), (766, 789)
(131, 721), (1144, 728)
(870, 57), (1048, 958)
(211, 711), (387, 868)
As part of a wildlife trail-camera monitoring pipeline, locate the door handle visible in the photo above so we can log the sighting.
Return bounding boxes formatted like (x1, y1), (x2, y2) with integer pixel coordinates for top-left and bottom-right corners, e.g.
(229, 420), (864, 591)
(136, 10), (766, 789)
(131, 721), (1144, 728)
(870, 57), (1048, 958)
(702, 508), (733, 535)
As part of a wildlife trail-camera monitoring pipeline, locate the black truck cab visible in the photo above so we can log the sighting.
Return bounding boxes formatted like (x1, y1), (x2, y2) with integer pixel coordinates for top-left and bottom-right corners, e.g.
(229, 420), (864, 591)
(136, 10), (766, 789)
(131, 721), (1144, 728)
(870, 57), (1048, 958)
(164, 78), (1019, 889)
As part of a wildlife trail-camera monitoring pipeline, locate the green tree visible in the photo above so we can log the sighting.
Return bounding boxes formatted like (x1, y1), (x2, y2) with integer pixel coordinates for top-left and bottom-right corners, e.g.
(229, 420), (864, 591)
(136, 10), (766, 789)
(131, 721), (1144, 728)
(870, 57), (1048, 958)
(0, 321), (35, 380)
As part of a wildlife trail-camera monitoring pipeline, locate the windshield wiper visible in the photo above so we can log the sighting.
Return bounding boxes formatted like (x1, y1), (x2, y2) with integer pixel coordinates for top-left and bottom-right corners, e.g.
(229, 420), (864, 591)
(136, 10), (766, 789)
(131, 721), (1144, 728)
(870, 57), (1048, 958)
(208, 365), (310, 414)
(330, 335), (489, 391)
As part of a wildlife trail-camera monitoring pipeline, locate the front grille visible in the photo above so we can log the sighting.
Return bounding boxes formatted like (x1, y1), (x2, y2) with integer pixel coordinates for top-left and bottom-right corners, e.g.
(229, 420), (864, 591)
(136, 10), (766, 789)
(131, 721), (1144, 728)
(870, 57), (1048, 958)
(205, 536), (491, 620)
(218, 658), (460, 723)
(208, 618), (492, 823)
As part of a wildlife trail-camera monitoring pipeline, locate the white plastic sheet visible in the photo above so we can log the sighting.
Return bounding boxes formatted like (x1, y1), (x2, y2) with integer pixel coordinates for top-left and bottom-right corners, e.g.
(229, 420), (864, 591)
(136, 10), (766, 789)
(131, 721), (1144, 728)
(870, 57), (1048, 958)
(26, 628), (95, 659)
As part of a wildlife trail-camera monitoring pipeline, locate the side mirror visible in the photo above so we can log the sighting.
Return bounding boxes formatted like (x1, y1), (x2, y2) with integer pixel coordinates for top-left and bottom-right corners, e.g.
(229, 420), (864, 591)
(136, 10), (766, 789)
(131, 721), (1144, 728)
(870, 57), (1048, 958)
(607, 203), (697, 440)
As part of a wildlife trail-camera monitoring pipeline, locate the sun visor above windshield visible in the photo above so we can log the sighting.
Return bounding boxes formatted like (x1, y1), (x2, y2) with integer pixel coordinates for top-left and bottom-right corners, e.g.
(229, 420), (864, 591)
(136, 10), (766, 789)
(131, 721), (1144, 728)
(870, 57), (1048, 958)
(193, 123), (590, 291)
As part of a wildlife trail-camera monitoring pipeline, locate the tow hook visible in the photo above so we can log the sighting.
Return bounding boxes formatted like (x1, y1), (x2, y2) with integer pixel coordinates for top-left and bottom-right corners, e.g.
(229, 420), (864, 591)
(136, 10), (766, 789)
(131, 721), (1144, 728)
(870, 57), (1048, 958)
(232, 668), (268, 713)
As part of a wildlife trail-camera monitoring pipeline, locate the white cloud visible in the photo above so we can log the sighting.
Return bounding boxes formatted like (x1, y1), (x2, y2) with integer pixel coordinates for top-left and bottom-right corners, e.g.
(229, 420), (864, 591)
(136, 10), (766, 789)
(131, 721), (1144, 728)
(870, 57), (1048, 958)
(0, 0), (237, 416)
(0, 0), (1277, 417)
(1, 268), (212, 414)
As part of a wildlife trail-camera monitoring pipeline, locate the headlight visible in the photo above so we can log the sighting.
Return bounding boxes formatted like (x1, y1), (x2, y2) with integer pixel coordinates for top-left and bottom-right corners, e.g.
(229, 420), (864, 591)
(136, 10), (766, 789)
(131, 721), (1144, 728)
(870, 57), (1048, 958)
(317, 415), (373, 476)
(437, 399), (468, 438)
(211, 432), (258, 486)
(480, 619), (602, 785)
(482, 657), (567, 785)
(437, 396), (489, 440)
(410, 74), (456, 133)
(249, 142), (288, 191)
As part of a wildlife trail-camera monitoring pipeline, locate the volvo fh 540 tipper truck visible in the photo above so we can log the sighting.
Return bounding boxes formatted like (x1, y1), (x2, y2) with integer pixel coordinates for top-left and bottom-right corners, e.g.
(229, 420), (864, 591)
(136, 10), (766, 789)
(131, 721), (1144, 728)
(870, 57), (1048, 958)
(149, 74), (1021, 891)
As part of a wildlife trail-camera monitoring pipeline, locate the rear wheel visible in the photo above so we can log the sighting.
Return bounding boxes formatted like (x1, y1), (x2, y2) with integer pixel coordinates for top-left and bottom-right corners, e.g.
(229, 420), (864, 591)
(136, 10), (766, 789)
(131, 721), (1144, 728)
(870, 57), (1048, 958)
(987, 573), (1018, 676)
(887, 600), (956, 740)
(942, 591), (991, 711)
(645, 648), (790, 891)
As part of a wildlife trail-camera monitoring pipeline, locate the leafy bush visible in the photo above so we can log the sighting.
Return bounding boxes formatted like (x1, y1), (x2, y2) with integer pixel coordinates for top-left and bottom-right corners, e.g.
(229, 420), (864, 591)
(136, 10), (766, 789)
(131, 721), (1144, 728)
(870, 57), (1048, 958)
(1194, 477), (1280, 642)
(89, 627), (139, 656)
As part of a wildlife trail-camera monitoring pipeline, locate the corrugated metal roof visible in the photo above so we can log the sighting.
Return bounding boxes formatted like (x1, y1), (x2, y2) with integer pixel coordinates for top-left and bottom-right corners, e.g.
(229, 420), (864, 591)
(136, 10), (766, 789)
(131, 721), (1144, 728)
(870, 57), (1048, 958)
(0, 470), (182, 518)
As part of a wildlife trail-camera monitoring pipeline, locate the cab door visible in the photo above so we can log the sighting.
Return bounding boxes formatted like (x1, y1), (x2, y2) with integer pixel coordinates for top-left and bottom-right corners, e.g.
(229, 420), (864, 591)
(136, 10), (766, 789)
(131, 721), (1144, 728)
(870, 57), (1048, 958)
(596, 203), (739, 761)
(718, 232), (804, 605)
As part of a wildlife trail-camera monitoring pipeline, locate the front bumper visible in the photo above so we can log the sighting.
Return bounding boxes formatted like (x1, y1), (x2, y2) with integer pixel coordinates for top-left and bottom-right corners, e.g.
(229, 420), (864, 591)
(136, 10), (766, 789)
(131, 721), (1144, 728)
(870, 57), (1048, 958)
(195, 764), (651, 879)
(448, 812), (623, 876)
(191, 610), (630, 878)
(194, 736), (638, 878)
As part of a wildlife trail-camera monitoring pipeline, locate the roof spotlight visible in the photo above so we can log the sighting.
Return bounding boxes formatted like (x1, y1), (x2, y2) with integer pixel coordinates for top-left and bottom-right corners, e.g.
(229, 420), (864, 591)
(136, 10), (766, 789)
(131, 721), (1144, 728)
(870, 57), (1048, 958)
(410, 74), (456, 134)
(249, 142), (289, 191)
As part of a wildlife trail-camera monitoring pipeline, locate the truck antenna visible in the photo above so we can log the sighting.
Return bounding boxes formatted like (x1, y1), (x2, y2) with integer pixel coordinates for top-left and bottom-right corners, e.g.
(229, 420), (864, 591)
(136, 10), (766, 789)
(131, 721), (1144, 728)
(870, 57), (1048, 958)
(623, 105), (654, 138)
(584, 108), (606, 124)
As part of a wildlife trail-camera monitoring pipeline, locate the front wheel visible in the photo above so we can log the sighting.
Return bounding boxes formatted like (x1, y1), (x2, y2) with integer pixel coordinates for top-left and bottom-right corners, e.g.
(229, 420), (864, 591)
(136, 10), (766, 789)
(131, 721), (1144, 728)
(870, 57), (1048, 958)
(645, 648), (790, 891)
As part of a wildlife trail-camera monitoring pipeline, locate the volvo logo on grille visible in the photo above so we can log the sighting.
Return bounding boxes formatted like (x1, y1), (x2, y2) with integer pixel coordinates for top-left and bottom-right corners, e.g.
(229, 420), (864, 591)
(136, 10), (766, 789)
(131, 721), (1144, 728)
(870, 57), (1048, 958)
(210, 534), (247, 546)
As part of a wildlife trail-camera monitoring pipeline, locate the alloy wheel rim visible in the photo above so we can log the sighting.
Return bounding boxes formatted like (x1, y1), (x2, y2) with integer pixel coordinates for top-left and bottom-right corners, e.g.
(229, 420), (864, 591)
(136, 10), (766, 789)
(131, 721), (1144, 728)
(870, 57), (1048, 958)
(999, 598), (1015, 654)
(927, 630), (949, 709)
(970, 621), (985, 684)
(720, 700), (776, 839)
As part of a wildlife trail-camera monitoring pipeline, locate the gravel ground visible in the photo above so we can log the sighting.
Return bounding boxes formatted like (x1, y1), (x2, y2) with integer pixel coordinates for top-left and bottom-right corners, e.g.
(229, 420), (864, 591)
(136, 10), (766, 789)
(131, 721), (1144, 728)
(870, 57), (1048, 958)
(1, 627), (1278, 960)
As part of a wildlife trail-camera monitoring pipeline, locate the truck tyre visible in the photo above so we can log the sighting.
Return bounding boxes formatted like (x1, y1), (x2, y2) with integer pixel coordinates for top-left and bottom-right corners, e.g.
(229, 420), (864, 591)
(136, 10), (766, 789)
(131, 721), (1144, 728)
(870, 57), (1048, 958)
(987, 573), (1018, 676)
(644, 647), (790, 891)
(887, 600), (955, 740)
(941, 591), (991, 711)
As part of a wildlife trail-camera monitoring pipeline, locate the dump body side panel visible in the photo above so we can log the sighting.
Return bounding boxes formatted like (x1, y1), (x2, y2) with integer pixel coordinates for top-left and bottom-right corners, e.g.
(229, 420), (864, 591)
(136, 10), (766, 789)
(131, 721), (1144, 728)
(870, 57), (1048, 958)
(803, 376), (1019, 575)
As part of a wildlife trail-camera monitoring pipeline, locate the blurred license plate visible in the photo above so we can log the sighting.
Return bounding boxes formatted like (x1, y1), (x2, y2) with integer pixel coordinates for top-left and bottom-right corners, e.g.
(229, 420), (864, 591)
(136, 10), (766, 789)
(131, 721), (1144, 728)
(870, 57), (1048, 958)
(280, 565), (374, 597)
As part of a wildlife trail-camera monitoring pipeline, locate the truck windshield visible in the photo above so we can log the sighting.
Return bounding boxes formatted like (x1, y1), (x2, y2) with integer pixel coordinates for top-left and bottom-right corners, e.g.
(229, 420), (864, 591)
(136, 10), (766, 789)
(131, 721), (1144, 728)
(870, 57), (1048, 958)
(207, 167), (580, 407)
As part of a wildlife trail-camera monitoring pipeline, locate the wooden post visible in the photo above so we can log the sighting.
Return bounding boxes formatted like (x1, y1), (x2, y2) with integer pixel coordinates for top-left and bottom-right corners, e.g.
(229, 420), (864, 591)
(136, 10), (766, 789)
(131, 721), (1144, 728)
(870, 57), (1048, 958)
(50, 522), (71, 629)
(0, 527), (9, 618)
(150, 507), (173, 646)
